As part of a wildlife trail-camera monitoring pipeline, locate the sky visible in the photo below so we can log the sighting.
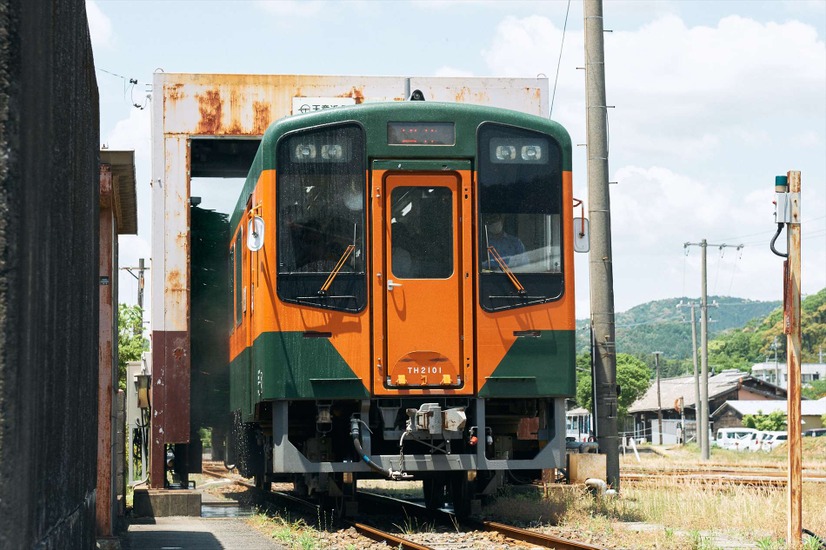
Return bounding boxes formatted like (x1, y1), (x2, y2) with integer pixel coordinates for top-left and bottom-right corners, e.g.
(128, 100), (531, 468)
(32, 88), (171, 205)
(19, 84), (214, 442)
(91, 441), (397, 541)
(89, 0), (826, 321)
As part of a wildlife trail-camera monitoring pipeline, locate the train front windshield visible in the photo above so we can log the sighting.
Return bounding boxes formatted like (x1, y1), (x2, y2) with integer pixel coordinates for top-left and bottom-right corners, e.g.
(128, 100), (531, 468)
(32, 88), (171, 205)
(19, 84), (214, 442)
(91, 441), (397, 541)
(276, 124), (367, 312)
(478, 123), (564, 311)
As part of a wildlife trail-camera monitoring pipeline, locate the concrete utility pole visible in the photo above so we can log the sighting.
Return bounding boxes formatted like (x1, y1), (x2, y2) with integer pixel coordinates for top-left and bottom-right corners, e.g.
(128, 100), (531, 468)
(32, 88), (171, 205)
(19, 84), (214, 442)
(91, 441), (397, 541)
(122, 258), (149, 310)
(653, 352), (663, 445)
(772, 171), (802, 547)
(684, 241), (742, 460)
(584, 0), (619, 489)
(771, 336), (780, 386)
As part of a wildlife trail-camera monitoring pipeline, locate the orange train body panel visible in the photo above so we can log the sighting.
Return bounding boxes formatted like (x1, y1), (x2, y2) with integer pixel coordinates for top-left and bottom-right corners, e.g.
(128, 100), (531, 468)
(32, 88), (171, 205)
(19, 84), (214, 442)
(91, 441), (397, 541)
(230, 168), (575, 397)
(475, 170), (575, 391)
(229, 168), (373, 388)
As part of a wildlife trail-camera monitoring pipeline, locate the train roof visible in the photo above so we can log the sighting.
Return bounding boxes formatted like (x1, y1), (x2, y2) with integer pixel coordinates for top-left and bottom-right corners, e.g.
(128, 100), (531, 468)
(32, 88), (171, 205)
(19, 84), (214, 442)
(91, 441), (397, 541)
(231, 101), (572, 229)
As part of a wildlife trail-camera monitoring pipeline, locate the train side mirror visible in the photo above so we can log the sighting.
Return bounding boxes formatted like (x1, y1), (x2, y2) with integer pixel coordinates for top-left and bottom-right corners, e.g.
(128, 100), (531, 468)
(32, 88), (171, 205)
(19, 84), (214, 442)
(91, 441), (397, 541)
(247, 216), (265, 251)
(573, 217), (590, 253)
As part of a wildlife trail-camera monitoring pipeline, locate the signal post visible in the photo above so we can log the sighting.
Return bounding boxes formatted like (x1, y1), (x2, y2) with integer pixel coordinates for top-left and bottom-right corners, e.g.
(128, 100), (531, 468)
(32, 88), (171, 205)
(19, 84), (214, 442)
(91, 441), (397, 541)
(772, 171), (802, 547)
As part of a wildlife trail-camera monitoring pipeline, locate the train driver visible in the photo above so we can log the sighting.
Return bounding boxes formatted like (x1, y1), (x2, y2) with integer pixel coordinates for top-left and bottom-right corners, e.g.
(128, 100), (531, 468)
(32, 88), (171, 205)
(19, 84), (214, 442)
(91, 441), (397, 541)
(482, 213), (525, 269)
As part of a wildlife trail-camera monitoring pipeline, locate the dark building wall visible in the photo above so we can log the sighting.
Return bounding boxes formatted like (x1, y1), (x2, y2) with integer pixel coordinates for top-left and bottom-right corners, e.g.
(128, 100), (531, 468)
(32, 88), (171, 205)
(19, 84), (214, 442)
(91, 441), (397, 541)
(0, 1), (100, 548)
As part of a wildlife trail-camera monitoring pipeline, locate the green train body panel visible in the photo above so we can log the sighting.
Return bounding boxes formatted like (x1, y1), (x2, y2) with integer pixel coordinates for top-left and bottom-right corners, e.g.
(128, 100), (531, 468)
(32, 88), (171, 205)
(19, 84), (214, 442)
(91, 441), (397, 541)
(229, 102), (576, 417)
(230, 102), (572, 230)
(479, 330), (576, 398)
(230, 332), (369, 420)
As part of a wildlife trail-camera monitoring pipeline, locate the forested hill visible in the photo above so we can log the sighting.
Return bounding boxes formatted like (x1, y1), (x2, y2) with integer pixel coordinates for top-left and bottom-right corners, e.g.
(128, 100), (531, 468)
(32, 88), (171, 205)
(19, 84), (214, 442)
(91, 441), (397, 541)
(575, 296), (781, 360)
(705, 288), (826, 371)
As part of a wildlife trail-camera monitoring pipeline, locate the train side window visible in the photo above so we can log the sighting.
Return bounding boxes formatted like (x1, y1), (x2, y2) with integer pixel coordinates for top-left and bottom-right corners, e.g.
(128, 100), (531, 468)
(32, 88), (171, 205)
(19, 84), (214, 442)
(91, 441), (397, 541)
(234, 229), (242, 325)
(228, 243), (234, 331)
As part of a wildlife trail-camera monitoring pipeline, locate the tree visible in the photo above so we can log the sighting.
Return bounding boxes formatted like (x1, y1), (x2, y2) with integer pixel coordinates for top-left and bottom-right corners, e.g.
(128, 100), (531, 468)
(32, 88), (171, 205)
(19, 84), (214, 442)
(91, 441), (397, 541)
(118, 303), (148, 391)
(742, 410), (787, 431)
(575, 353), (651, 419)
(802, 379), (826, 400)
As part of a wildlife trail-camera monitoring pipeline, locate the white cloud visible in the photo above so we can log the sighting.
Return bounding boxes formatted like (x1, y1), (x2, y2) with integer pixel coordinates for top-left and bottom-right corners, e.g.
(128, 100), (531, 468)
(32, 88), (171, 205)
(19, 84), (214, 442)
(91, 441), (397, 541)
(482, 13), (826, 161)
(104, 107), (153, 308)
(481, 12), (826, 312)
(105, 107), (151, 162)
(86, 1), (113, 50)
(606, 15), (825, 164)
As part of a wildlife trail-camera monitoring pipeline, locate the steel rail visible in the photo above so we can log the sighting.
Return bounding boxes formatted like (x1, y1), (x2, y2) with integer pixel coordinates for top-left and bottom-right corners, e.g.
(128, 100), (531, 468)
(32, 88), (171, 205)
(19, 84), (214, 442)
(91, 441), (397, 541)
(622, 472), (788, 488)
(349, 521), (434, 550)
(468, 519), (607, 550)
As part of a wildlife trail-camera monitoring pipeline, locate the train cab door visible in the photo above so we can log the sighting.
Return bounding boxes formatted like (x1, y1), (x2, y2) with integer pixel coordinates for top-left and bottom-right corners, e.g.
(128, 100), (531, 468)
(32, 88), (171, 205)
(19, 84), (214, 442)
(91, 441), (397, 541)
(371, 162), (474, 395)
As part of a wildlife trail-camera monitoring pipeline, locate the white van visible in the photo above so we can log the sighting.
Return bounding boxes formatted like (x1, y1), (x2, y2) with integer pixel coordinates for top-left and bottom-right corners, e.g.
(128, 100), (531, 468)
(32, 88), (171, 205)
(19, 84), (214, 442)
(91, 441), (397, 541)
(748, 431), (770, 452)
(714, 428), (759, 451)
(760, 431), (788, 452)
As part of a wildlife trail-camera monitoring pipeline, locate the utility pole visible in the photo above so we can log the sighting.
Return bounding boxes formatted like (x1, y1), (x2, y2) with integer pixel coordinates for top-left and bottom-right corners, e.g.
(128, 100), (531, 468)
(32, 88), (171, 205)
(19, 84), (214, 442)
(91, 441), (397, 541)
(770, 337), (779, 385)
(584, 0), (619, 490)
(121, 258), (149, 310)
(684, 241), (742, 460)
(121, 259), (149, 337)
(771, 171), (802, 547)
(137, 257), (145, 310)
(653, 352), (663, 445)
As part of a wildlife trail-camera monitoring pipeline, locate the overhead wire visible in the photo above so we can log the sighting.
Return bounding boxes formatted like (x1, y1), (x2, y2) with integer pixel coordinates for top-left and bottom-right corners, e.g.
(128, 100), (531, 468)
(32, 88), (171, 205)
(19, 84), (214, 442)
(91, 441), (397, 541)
(727, 245), (745, 296)
(549, 0), (572, 120)
(95, 66), (147, 109)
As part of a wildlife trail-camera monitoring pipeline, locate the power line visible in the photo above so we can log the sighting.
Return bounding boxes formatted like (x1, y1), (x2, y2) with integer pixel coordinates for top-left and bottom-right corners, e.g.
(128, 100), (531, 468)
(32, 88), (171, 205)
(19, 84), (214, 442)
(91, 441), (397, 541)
(95, 66), (148, 110)
(549, 0), (572, 120)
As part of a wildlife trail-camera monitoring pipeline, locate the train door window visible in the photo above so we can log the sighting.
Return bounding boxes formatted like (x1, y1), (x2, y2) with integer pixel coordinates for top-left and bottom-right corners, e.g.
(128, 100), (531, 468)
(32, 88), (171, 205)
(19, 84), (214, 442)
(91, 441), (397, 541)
(390, 186), (453, 279)
(234, 230), (242, 325)
(276, 123), (367, 312)
(477, 123), (564, 311)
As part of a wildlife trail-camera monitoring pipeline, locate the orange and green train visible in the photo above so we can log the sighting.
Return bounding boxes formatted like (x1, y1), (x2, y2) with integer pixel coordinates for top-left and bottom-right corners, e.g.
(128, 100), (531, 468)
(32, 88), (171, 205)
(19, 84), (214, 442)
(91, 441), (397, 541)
(226, 98), (576, 516)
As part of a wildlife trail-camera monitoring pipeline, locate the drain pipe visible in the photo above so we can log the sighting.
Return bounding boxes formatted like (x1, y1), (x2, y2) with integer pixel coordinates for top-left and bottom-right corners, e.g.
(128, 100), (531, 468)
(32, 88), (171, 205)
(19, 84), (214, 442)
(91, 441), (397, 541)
(350, 417), (410, 480)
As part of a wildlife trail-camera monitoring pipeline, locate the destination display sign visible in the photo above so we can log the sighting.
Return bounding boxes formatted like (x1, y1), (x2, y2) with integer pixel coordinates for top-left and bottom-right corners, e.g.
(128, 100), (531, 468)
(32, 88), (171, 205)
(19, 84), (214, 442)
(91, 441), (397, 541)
(387, 122), (455, 145)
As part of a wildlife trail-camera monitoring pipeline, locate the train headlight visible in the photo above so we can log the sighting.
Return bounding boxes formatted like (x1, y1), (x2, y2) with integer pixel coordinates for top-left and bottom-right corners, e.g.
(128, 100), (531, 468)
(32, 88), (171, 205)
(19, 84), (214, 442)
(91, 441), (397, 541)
(321, 144), (343, 160)
(294, 143), (316, 160)
(494, 145), (516, 161)
(490, 137), (548, 164)
(521, 145), (543, 161)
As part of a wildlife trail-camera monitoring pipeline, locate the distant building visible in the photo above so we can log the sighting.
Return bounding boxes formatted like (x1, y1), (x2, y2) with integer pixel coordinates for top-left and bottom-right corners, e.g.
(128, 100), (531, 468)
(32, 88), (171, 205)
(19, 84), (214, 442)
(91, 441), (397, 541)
(628, 369), (786, 444)
(565, 407), (593, 442)
(751, 362), (825, 388)
(712, 398), (826, 431)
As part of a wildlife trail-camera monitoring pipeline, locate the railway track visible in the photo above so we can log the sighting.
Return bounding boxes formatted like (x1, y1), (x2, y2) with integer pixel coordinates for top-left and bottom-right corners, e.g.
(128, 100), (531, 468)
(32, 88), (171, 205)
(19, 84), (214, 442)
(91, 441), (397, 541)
(202, 463), (605, 549)
(620, 463), (826, 487)
(357, 490), (606, 549)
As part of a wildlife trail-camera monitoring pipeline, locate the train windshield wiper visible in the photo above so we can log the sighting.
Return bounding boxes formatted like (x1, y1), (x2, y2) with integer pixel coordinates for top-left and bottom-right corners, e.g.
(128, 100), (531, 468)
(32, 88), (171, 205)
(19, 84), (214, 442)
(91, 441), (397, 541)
(318, 244), (356, 296)
(486, 246), (526, 296)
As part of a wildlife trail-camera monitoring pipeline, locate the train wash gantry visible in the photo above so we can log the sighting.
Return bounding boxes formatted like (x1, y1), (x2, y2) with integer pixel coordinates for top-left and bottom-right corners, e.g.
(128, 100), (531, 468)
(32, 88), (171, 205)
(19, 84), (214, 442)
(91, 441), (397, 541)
(148, 73), (550, 489)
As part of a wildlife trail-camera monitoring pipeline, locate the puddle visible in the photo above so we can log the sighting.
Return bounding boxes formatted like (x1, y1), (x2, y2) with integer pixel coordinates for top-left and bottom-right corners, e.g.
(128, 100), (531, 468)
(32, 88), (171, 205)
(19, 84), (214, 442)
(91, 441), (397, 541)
(201, 503), (255, 518)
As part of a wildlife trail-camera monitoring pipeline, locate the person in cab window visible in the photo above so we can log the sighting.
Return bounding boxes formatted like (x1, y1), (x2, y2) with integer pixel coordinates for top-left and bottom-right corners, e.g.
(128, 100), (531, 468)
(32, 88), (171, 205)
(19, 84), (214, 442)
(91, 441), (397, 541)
(483, 213), (524, 269)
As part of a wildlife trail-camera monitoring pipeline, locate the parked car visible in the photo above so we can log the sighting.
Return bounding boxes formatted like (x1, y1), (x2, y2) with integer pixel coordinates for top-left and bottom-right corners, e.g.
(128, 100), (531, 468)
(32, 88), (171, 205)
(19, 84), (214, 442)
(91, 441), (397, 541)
(803, 428), (826, 437)
(760, 431), (788, 452)
(714, 428), (758, 451)
(748, 431), (770, 452)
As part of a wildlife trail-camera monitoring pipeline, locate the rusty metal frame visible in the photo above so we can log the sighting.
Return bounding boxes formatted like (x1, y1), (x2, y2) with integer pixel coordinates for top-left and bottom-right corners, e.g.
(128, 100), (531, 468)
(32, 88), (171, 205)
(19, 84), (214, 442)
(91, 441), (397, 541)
(149, 73), (549, 488)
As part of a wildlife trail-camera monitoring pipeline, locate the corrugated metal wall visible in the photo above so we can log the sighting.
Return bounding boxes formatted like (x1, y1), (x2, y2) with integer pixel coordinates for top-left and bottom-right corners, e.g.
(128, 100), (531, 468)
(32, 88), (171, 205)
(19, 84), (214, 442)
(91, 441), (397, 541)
(0, 1), (100, 547)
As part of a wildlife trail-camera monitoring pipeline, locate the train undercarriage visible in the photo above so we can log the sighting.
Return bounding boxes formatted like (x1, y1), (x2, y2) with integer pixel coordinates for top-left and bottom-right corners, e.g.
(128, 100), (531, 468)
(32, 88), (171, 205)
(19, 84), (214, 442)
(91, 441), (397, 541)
(226, 397), (566, 516)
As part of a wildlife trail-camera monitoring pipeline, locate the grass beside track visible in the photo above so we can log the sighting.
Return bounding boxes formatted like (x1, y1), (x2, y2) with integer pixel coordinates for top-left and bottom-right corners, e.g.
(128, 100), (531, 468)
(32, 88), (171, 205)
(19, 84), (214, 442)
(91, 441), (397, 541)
(485, 438), (826, 549)
(233, 438), (826, 549)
